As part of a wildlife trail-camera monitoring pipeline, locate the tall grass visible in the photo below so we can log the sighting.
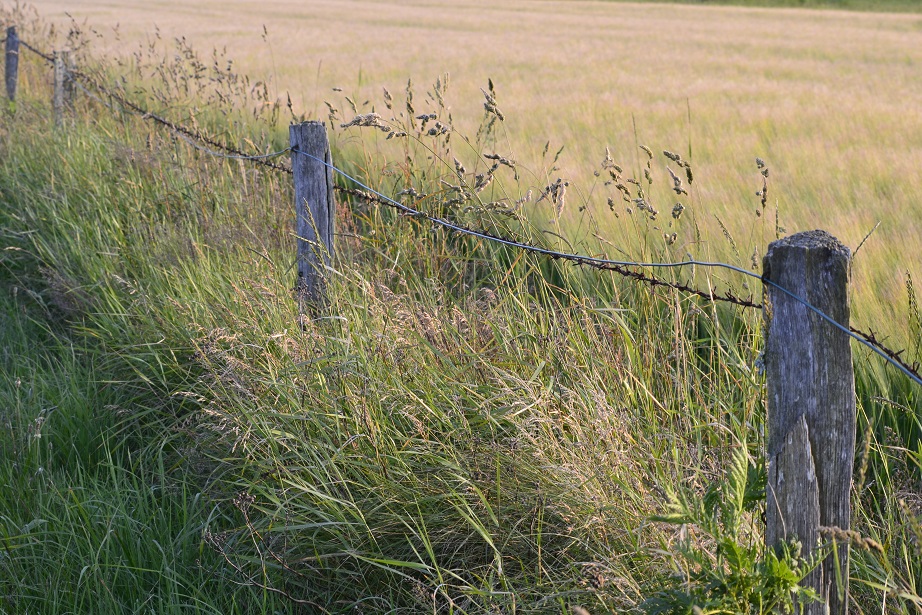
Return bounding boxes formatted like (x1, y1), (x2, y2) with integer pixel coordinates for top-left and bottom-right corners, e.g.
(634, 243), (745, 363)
(1, 7), (921, 613)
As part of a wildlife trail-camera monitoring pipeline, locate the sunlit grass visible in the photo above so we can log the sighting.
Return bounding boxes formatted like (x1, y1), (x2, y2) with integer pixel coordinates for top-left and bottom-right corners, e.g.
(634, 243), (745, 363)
(1, 2), (921, 613)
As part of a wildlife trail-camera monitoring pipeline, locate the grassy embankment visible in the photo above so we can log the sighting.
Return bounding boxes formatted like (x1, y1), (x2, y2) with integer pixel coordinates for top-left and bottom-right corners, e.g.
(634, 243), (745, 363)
(1, 7), (922, 614)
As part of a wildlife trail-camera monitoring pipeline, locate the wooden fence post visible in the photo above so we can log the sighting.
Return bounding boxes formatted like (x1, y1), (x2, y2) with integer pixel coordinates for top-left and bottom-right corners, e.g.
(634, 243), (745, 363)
(5, 26), (19, 102)
(53, 50), (75, 126)
(53, 50), (67, 126)
(289, 121), (335, 306)
(763, 230), (855, 615)
(65, 52), (76, 104)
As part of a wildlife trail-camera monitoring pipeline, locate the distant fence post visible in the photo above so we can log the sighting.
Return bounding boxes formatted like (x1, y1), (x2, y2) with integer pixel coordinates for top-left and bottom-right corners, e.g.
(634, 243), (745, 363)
(53, 50), (67, 126)
(763, 230), (855, 615)
(5, 26), (19, 103)
(65, 52), (76, 105)
(289, 121), (335, 306)
(53, 49), (74, 126)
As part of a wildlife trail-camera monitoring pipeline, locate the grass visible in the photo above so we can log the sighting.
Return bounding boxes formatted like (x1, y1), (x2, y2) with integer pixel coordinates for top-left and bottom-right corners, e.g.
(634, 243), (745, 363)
(0, 247), (288, 613)
(0, 2), (921, 614)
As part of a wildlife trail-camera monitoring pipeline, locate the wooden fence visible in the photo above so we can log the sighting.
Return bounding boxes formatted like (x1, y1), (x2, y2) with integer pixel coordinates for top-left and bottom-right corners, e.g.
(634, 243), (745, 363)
(5, 40), (859, 614)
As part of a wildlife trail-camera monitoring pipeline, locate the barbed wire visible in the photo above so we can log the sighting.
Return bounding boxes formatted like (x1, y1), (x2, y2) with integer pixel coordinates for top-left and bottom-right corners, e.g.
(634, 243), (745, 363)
(13, 36), (922, 387)
(332, 185), (762, 308)
(297, 148), (922, 388)
(19, 39), (53, 62)
(68, 65), (294, 174)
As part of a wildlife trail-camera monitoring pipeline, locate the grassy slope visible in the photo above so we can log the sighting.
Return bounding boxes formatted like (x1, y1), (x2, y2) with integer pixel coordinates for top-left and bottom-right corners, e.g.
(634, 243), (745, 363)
(0, 90), (288, 613)
(1, 13), (921, 615)
(0, 263), (288, 613)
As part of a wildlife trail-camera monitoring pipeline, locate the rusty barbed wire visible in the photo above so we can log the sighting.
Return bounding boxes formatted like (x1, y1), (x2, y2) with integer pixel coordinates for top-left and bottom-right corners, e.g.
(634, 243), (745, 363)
(70, 65), (293, 174)
(334, 186), (762, 309)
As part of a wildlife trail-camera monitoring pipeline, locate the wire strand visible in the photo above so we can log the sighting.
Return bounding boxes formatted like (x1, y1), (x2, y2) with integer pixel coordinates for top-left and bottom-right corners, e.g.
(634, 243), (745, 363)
(19, 39), (53, 62)
(173, 133), (290, 161)
(20, 35), (919, 388)
(292, 146), (922, 388)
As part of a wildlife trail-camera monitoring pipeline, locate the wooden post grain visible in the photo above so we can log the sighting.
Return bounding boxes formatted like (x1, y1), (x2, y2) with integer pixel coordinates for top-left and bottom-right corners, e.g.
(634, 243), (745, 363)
(763, 230), (855, 615)
(289, 121), (335, 305)
(5, 26), (19, 102)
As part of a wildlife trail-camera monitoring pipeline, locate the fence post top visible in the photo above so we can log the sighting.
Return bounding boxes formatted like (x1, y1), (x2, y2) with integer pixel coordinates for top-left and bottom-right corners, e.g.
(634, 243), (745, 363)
(766, 229), (850, 258)
(289, 120), (328, 143)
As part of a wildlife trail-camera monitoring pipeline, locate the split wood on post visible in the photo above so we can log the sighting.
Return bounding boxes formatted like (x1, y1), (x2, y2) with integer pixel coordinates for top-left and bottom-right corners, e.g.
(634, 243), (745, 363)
(763, 230), (856, 615)
(289, 121), (335, 306)
(5, 26), (18, 102)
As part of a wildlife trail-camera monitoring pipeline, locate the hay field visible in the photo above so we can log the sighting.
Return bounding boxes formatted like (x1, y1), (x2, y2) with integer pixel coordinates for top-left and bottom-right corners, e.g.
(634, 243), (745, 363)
(33, 0), (922, 330)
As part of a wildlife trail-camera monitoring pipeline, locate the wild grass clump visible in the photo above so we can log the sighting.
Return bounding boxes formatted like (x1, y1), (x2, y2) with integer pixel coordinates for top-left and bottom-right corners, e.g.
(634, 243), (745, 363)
(1, 6), (921, 613)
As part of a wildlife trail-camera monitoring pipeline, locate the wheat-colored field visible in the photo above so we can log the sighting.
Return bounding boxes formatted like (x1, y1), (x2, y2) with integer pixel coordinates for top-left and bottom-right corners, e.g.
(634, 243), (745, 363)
(31, 0), (922, 331)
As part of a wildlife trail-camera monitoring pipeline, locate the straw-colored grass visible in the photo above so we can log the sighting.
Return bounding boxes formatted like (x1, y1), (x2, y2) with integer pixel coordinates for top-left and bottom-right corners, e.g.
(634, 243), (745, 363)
(32, 0), (922, 336)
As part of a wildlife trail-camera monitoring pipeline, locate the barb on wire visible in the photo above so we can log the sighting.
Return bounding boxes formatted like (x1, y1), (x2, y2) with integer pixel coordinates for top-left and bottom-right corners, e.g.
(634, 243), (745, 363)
(851, 325), (922, 383)
(303, 149), (922, 388)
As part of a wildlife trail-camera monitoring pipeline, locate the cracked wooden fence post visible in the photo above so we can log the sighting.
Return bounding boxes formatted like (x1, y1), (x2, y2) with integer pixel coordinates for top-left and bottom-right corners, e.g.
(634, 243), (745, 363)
(52, 49), (75, 126)
(289, 121), (334, 307)
(763, 230), (856, 615)
(53, 50), (69, 127)
(5, 26), (19, 103)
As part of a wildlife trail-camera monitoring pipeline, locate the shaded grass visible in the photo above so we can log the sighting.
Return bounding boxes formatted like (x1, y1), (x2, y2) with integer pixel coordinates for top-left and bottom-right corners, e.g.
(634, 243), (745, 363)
(0, 284), (291, 614)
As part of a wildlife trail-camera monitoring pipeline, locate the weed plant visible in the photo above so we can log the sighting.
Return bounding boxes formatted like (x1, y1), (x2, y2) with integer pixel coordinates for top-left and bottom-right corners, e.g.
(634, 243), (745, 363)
(1, 6), (921, 614)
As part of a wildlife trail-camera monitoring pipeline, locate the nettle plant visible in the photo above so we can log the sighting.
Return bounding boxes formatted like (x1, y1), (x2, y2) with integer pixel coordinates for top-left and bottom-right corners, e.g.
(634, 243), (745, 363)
(643, 445), (821, 615)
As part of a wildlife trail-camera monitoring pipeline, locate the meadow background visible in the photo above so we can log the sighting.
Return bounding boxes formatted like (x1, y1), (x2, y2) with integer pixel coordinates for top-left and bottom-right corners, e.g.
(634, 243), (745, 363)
(32, 0), (922, 333)
(1, 1), (921, 613)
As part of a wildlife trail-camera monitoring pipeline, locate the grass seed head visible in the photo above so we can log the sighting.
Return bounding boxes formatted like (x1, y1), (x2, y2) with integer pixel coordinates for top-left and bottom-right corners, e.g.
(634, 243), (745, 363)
(341, 112), (391, 133)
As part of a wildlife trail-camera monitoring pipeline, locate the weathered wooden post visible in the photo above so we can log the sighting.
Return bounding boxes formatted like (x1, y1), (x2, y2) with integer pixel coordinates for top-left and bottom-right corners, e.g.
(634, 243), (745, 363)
(5, 26), (19, 102)
(53, 50), (68, 126)
(64, 52), (76, 104)
(763, 230), (856, 615)
(289, 121), (335, 305)
(52, 50), (75, 126)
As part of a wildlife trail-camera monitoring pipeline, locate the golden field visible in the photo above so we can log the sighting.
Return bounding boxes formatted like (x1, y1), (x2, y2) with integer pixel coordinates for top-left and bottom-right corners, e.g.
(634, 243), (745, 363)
(29, 0), (922, 333)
